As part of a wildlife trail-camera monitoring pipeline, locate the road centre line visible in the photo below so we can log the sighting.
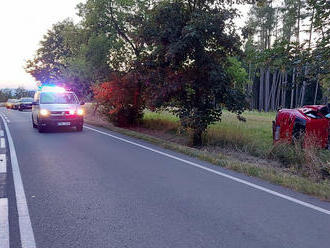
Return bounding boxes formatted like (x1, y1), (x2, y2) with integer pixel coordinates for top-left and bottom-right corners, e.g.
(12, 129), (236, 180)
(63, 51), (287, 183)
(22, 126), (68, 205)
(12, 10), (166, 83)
(0, 154), (6, 174)
(0, 114), (36, 248)
(0, 130), (4, 137)
(0, 138), (5, 149)
(84, 125), (330, 215)
(0, 198), (9, 248)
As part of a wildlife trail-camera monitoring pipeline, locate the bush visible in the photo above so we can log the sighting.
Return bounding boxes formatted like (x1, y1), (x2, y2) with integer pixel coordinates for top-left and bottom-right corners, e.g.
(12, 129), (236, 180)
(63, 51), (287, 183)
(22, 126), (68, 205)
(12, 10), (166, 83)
(93, 73), (144, 127)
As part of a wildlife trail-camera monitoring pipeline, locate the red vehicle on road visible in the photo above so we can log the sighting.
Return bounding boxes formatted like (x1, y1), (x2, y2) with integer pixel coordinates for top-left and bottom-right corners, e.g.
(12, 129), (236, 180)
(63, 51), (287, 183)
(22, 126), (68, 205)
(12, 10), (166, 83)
(273, 105), (330, 149)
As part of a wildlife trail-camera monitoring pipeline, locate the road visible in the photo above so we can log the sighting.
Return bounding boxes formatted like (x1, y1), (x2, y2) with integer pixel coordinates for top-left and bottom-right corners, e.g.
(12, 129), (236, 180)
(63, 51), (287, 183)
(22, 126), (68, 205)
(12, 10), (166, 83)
(0, 107), (330, 248)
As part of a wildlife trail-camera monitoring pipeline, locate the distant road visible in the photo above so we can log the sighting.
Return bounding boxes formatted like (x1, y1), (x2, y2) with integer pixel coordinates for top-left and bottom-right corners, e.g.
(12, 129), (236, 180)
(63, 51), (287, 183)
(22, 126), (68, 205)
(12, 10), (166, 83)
(1, 107), (330, 248)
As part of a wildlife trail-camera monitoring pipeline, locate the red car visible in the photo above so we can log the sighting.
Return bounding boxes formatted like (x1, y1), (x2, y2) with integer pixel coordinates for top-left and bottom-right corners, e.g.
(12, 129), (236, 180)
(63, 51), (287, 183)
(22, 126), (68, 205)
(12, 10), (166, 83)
(273, 105), (330, 149)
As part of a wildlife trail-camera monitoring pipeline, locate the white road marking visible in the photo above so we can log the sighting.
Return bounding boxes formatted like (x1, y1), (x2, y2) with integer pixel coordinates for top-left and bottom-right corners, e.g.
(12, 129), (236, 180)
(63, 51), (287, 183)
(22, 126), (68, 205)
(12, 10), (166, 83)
(0, 130), (4, 137)
(0, 114), (36, 248)
(0, 154), (6, 173)
(0, 138), (5, 149)
(2, 116), (10, 123)
(0, 198), (9, 248)
(85, 125), (330, 215)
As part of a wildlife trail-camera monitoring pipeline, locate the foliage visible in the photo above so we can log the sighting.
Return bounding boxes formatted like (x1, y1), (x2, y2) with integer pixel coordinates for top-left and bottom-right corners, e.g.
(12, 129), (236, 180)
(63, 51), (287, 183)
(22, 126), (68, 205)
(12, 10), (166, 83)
(0, 89), (13, 102)
(226, 57), (250, 91)
(25, 19), (75, 83)
(141, 1), (248, 145)
(93, 73), (144, 126)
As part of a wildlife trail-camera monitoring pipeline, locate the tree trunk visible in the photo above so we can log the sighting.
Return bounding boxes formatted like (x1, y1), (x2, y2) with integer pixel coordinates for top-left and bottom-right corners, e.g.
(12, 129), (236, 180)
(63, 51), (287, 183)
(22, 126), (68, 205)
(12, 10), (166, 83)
(275, 72), (282, 110)
(281, 71), (287, 108)
(295, 79), (299, 108)
(259, 68), (264, 111)
(269, 70), (277, 111)
(300, 66), (308, 106)
(248, 62), (253, 109)
(265, 68), (270, 111)
(192, 129), (203, 146)
(290, 68), (296, 108)
(314, 77), (319, 104)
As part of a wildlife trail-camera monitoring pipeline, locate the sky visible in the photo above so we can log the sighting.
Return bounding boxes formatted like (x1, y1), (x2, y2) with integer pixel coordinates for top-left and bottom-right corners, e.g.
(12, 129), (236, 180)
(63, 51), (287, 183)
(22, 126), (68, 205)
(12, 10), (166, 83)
(0, 0), (82, 90)
(0, 1), (250, 91)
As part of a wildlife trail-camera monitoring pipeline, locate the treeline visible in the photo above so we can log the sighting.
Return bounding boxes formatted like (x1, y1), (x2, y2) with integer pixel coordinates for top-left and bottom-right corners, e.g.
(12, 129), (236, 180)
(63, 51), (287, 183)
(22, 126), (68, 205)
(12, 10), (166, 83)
(244, 0), (329, 111)
(0, 87), (34, 102)
(25, 0), (329, 145)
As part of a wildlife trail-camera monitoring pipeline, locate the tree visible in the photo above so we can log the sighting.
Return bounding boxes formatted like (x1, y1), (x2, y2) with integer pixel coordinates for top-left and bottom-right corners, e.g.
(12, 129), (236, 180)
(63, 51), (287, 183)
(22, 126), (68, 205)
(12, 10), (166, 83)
(14, 87), (32, 99)
(0, 89), (13, 102)
(25, 19), (76, 83)
(25, 18), (112, 98)
(141, 0), (247, 145)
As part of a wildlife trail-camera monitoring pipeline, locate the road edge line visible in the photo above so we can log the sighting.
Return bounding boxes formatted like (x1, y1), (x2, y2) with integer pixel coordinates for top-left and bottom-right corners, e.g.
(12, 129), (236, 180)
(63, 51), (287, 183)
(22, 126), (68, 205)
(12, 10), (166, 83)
(0, 198), (9, 248)
(0, 113), (36, 248)
(84, 125), (330, 215)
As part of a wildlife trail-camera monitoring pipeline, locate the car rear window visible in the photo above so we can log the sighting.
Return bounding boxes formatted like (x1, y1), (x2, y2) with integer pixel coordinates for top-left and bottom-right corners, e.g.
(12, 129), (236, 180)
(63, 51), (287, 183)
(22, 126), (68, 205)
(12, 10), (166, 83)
(20, 98), (33, 102)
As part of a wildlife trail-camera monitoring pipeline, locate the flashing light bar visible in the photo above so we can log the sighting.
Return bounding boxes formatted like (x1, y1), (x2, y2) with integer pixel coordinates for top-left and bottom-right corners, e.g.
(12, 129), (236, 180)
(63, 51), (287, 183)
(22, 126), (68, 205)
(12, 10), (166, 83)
(40, 85), (66, 93)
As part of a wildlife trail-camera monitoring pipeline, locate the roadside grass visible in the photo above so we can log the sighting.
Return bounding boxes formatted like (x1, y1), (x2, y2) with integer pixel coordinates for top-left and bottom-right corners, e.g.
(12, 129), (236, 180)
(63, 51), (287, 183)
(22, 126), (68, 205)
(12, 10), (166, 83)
(142, 110), (274, 156)
(84, 104), (330, 200)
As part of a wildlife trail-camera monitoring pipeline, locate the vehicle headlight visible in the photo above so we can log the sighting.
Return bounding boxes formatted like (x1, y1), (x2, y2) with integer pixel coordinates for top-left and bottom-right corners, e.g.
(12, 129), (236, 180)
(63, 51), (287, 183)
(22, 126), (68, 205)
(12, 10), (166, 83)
(69, 110), (75, 115)
(77, 109), (84, 116)
(40, 109), (50, 116)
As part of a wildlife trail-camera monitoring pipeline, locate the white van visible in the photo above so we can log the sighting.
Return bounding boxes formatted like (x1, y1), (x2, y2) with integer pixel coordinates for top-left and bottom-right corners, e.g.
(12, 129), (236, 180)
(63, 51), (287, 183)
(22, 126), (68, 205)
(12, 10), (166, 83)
(32, 86), (84, 132)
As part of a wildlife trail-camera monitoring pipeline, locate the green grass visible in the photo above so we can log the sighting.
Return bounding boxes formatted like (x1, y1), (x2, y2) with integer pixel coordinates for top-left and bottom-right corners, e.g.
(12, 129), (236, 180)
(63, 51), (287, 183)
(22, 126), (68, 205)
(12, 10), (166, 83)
(143, 110), (275, 156)
(143, 110), (330, 165)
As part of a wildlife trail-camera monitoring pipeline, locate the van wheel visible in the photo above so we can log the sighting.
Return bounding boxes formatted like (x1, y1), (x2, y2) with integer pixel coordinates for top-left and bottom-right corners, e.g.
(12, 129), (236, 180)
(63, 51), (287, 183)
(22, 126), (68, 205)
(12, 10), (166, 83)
(32, 117), (37, 128)
(76, 125), (83, 132)
(37, 119), (45, 133)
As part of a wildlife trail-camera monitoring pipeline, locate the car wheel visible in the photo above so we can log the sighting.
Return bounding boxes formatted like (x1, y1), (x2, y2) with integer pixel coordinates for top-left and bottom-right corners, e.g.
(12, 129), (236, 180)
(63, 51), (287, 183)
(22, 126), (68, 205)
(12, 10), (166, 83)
(76, 125), (83, 132)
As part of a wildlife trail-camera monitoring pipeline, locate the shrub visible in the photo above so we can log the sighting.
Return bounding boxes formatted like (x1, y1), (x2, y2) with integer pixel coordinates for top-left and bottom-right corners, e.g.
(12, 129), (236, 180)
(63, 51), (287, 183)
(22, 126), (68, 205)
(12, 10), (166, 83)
(93, 73), (144, 127)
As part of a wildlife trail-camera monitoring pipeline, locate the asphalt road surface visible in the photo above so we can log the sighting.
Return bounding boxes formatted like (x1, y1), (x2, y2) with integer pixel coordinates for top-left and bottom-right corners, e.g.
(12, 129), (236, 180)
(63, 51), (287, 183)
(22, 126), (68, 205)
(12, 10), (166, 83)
(0, 107), (330, 248)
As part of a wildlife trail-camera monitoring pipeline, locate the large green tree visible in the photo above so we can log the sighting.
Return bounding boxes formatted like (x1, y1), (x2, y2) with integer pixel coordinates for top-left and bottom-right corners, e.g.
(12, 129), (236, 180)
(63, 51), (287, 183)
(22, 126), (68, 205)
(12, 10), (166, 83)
(141, 0), (248, 145)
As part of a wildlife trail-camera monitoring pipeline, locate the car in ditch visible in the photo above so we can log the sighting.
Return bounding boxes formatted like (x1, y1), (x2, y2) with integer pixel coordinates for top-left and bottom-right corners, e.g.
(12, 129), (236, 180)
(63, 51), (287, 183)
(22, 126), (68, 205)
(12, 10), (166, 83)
(273, 105), (330, 149)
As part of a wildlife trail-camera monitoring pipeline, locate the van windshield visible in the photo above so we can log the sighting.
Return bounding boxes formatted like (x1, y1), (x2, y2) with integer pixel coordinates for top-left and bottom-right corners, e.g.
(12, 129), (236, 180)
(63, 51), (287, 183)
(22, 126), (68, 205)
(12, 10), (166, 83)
(40, 92), (78, 104)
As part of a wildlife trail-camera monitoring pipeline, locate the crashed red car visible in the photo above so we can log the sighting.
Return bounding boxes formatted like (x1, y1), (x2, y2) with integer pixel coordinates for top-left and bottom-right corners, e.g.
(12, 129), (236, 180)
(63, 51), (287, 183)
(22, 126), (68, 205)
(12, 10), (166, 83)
(273, 105), (330, 149)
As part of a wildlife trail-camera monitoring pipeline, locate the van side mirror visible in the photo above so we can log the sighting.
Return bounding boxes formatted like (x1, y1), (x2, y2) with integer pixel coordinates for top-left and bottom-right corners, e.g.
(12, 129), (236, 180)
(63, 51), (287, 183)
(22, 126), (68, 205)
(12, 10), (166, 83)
(32, 101), (39, 106)
(80, 101), (85, 105)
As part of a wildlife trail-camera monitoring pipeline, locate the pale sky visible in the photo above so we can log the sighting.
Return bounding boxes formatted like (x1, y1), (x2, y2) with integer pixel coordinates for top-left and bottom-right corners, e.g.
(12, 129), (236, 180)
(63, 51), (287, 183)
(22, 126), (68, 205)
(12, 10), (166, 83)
(0, 1), (250, 90)
(0, 0), (82, 90)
